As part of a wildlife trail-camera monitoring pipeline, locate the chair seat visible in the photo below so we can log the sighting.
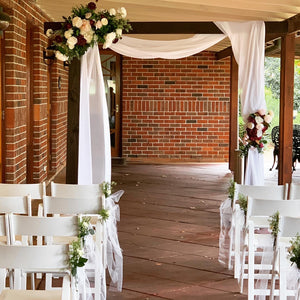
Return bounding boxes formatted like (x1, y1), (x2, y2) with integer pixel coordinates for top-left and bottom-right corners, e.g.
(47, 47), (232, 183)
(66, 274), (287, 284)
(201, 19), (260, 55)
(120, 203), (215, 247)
(0, 289), (62, 300)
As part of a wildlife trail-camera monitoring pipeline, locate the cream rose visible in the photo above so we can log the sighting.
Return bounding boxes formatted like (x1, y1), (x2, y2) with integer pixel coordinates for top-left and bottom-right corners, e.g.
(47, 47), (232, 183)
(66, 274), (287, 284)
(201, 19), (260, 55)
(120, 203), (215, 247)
(67, 36), (78, 49)
(64, 29), (73, 39)
(255, 116), (263, 124)
(116, 28), (122, 37)
(106, 32), (116, 42)
(80, 19), (92, 35)
(55, 51), (68, 62)
(101, 18), (108, 26)
(95, 20), (102, 29)
(247, 122), (254, 129)
(85, 12), (92, 19)
(264, 114), (272, 123)
(109, 8), (116, 16)
(84, 32), (94, 44)
(46, 29), (53, 38)
(256, 123), (264, 130)
(118, 7), (127, 18)
(72, 16), (83, 28)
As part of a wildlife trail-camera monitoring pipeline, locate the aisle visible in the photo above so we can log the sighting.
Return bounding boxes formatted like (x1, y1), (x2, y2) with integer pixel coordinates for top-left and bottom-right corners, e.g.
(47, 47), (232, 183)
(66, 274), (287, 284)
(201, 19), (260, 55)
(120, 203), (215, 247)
(107, 163), (246, 299)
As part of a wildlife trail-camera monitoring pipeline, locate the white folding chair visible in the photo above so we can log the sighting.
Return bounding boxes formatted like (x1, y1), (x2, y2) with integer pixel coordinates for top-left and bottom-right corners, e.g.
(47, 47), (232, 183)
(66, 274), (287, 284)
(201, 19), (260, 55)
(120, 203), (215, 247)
(0, 215), (10, 292)
(229, 183), (288, 278)
(8, 214), (79, 290)
(242, 198), (300, 300)
(51, 182), (102, 198)
(0, 183), (46, 200)
(270, 216), (300, 300)
(288, 183), (300, 200)
(43, 195), (105, 300)
(0, 244), (71, 300)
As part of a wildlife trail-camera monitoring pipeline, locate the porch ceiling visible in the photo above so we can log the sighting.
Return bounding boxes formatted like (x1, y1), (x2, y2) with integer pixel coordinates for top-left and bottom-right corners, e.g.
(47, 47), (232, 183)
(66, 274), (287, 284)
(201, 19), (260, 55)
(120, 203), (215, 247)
(37, 0), (300, 23)
(38, 0), (300, 54)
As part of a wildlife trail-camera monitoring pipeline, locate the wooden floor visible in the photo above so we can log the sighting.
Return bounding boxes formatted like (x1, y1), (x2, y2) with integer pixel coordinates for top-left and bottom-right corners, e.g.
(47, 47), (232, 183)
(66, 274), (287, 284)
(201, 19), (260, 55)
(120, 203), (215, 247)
(52, 159), (299, 299)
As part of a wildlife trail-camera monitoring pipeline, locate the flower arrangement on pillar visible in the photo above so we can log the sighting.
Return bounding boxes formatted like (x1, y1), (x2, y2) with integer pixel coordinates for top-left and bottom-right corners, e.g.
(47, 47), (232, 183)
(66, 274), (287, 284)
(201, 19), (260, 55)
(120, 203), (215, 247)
(45, 1), (131, 62)
(239, 109), (274, 157)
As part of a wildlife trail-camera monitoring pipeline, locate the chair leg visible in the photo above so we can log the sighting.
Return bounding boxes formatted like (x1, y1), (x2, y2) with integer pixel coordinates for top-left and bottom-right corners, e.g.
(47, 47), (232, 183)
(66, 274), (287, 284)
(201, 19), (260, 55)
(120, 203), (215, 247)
(248, 222), (255, 300)
(239, 245), (247, 293)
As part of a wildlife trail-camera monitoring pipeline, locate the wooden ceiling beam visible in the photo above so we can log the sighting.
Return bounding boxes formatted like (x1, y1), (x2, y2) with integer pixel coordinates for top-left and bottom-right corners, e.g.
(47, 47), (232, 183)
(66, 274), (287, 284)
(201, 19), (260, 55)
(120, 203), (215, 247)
(44, 20), (288, 34)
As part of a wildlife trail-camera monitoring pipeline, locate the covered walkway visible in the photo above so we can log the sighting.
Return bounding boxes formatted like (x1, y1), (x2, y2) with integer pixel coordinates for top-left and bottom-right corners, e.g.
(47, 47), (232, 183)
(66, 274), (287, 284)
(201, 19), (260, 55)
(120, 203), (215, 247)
(65, 163), (246, 299)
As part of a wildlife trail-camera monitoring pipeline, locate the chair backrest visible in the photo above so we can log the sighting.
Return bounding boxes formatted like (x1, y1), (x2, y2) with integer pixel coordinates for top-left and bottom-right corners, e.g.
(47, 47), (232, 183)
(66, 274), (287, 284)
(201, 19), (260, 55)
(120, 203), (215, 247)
(0, 196), (31, 215)
(0, 244), (69, 271)
(234, 183), (288, 205)
(9, 214), (78, 245)
(271, 125), (280, 148)
(288, 183), (300, 200)
(247, 198), (300, 222)
(278, 216), (300, 240)
(43, 195), (103, 216)
(51, 182), (102, 198)
(0, 183), (45, 199)
(0, 215), (9, 245)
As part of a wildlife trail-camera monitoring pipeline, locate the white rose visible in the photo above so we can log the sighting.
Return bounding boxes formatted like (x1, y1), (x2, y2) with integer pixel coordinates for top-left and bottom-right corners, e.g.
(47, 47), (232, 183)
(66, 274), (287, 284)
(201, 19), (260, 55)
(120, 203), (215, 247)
(72, 16), (83, 28)
(257, 130), (263, 138)
(67, 36), (77, 48)
(95, 20), (102, 29)
(77, 249), (84, 257)
(84, 32), (94, 43)
(46, 29), (53, 37)
(264, 114), (272, 123)
(106, 32), (116, 42)
(101, 18), (108, 26)
(255, 116), (263, 124)
(116, 28), (122, 37)
(256, 123), (264, 130)
(109, 8), (116, 16)
(118, 7), (127, 18)
(247, 122), (254, 129)
(64, 29), (73, 39)
(85, 12), (92, 19)
(103, 41), (111, 49)
(55, 51), (68, 62)
(68, 43), (75, 50)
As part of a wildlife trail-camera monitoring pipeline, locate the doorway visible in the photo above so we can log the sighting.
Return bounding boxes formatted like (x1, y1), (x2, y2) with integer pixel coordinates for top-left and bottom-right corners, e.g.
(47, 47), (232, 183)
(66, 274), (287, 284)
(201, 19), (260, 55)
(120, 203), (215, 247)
(100, 50), (121, 157)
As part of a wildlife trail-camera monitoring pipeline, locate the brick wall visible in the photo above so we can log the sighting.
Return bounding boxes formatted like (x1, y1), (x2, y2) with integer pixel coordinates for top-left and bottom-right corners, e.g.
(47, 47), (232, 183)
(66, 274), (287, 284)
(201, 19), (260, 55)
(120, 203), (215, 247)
(122, 52), (230, 162)
(0, 0), (68, 183)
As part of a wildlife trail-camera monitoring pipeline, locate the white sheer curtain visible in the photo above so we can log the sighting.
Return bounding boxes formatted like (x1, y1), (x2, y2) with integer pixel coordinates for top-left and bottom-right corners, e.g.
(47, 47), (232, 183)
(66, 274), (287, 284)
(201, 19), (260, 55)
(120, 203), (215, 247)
(78, 45), (111, 184)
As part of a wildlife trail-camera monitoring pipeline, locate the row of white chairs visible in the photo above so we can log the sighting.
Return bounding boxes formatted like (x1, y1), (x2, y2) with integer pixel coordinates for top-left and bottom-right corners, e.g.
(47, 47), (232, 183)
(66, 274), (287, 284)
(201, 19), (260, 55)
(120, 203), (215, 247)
(225, 182), (300, 299)
(0, 181), (118, 300)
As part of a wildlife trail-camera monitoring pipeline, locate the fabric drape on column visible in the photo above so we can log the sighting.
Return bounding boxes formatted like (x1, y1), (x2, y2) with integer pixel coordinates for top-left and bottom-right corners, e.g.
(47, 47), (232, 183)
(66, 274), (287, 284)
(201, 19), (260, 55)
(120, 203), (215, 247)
(216, 21), (266, 185)
(110, 34), (226, 59)
(78, 45), (111, 184)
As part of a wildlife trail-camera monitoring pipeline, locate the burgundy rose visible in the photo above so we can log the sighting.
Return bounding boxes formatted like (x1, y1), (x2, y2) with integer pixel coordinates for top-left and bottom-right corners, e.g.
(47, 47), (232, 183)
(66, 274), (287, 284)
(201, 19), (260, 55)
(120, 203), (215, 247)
(65, 23), (72, 30)
(90, 19), (95, 26)
(77, 35), (87, 46)
(259, 143), (264, 148)
(112, 38), (119, 44)
(87, 2), (96, 10)
(248, 116), (255, 123)
(55, 35), (63, 43)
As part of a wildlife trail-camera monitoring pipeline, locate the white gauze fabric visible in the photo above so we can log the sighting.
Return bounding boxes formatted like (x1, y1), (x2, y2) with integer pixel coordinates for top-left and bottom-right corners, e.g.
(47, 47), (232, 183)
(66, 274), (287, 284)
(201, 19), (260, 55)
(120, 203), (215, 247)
(110, 34), (225, 59)
(78, 45), (111, 184)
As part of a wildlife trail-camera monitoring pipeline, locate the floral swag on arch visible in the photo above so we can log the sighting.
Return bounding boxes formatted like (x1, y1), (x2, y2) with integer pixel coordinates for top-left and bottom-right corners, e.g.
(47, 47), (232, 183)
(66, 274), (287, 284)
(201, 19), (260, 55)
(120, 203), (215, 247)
(46, 1), (132, 62)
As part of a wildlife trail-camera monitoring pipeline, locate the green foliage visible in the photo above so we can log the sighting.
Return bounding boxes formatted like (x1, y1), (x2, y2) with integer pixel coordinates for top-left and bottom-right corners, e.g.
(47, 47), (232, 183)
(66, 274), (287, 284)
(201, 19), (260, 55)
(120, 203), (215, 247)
(78, 216), (95, 239)
(101, 181), (117, 198)
(227, 179), (235, 204)
(237, 193), (247, 215)
(268, 211), (280, 248)
(99, 208), (110, 222)
(69, 239), (88, 277)
(288, 233), (300, 269)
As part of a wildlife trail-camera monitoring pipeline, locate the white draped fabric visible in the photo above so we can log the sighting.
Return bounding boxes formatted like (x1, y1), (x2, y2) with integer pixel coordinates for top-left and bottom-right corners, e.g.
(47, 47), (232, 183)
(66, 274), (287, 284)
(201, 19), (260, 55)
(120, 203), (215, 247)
(215, 21), (266, 120)
(78, 45), (111, 184)
(244, 147), (264, 185)
(110, 34), (225, 59)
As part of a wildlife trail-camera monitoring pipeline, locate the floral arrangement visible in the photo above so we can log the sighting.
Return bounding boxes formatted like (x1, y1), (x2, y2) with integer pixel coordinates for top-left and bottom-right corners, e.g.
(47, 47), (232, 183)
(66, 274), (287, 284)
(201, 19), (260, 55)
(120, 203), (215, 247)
(46, 1), (132, 62)
(100, 181), (117, 198)
(237, 193), (247, 215)
(268, 211), (280, 248)
(239, 109), (274, 157)
(69, 239), (88, 276)
(288, 233), (300, 269)
(69, 216), (95, 276)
